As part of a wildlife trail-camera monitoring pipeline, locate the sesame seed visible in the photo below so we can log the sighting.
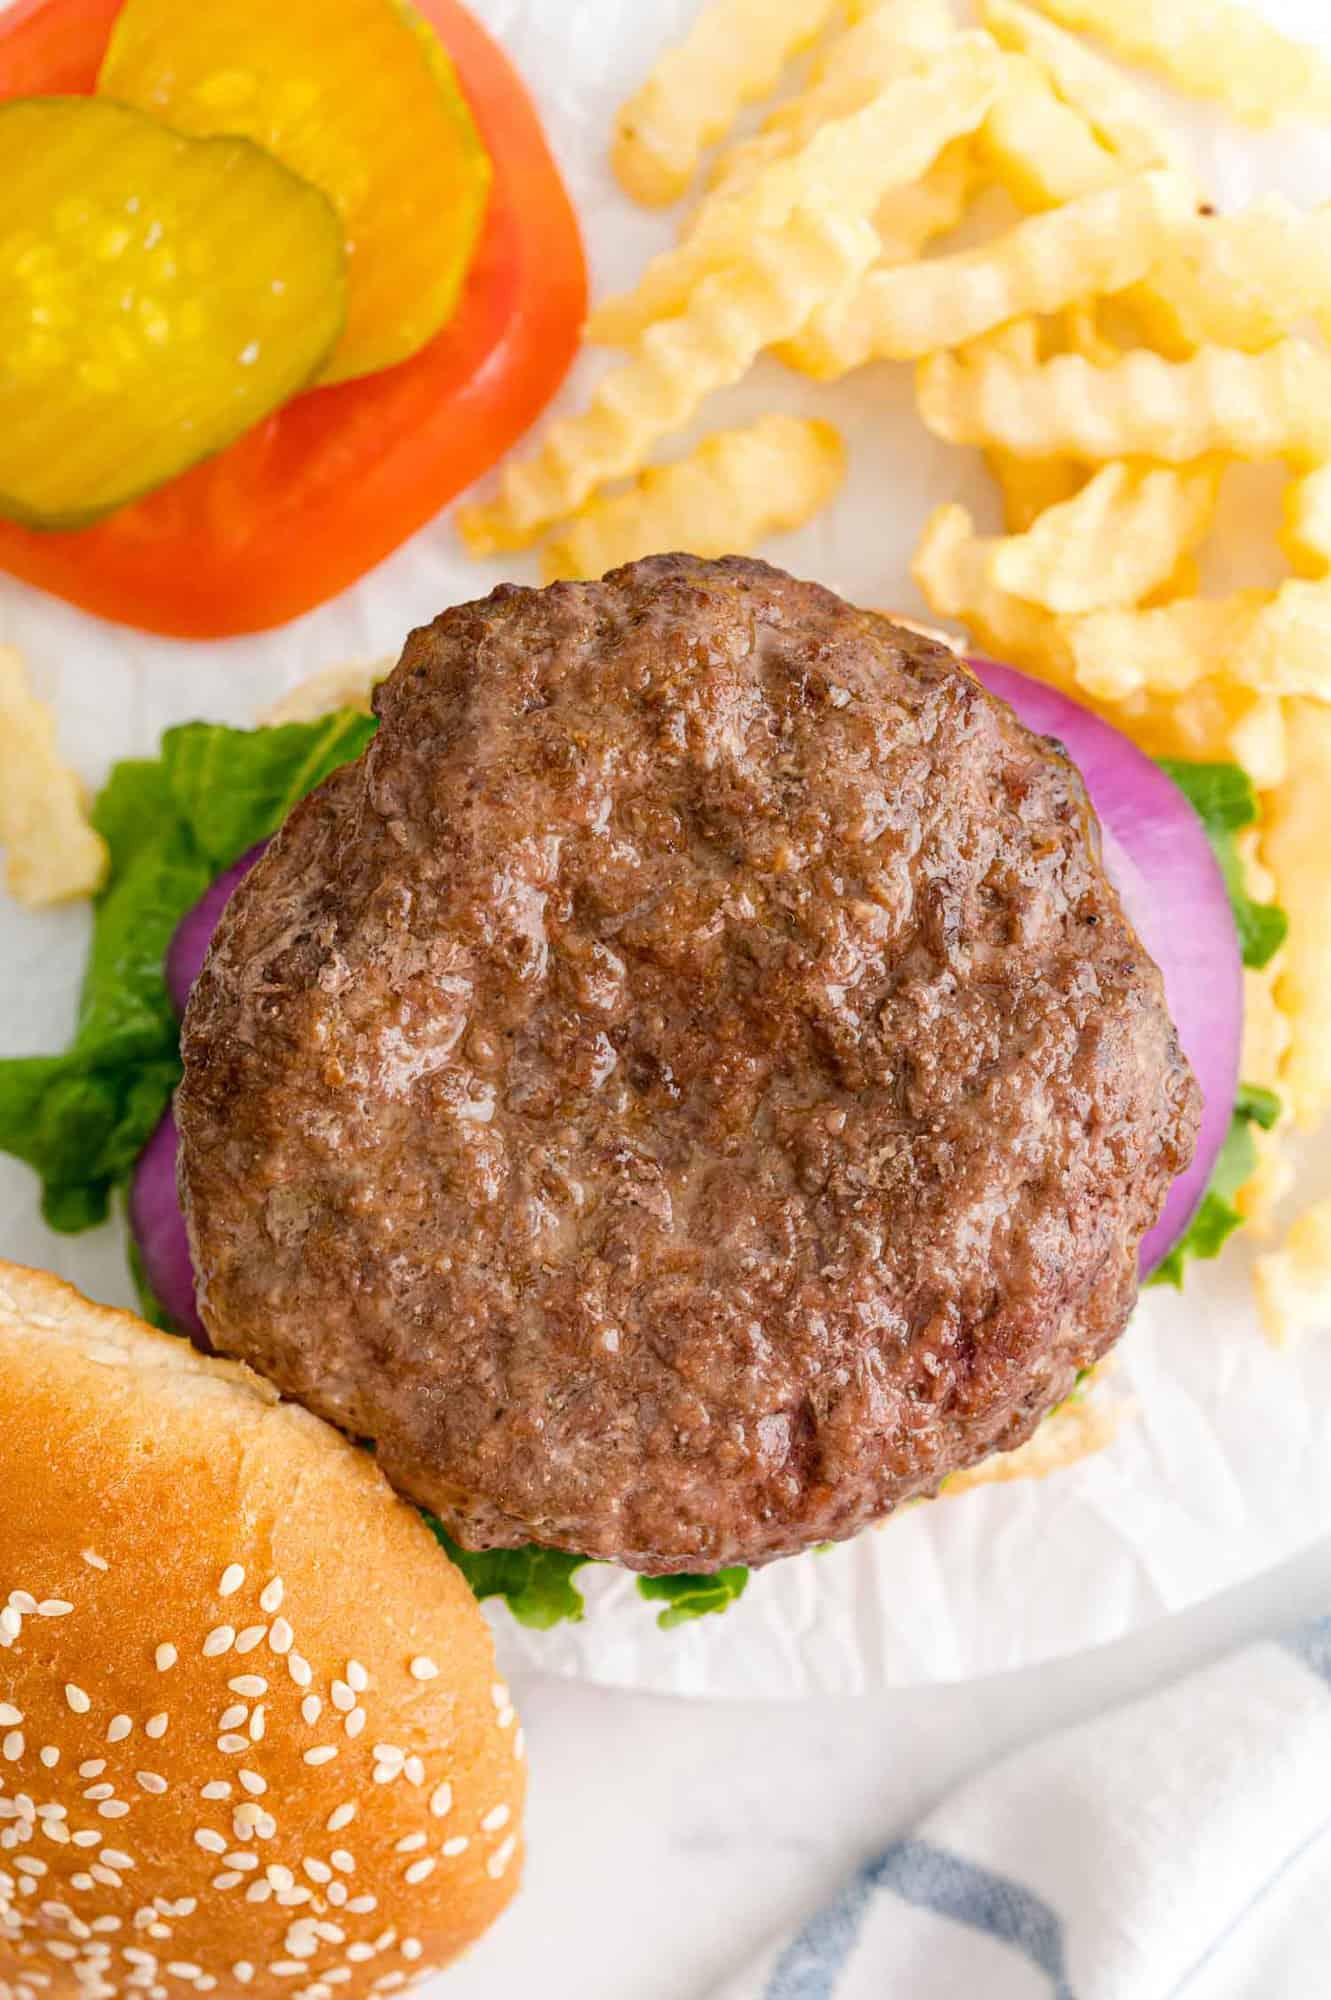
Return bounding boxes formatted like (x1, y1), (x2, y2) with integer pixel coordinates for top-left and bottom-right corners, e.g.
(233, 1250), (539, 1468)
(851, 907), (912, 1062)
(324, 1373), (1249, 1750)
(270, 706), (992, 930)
(100, 1850), (133, 1870)
(65, 1685), (91, 1715)
(82, 1552), (109, 1572)
(393, 1834), (426, 1854)
(287, 1655), (312, 1689)
(408, 1657), (438, 1682)
(45, 1943), (78, 1962)
(0, 1703), (22, 1726)
(372, 1744), (404, 1766)
(514, 1726), (526, 1760)
(106, 1716), (132, 1744)
(259, 1579), (284, 1615)
(497, 1705), (515, 1730)
(441, 1836), (468, 1858)
(145, 1715), (168, 1741)
(481, 1804), (511, 1833)
(202, 1627), (234, 1658)
(223, 1853), (258, 1871)
(84, 1784), (114, 1801)
(345, 1661), (368, 1694)
(71, 1873), (95, 1891)
(372, 1765), (396, 1785)
(38, 1601), (72, 1617)
(212, 1872), (242, 1891)
(217, 1736), (247, 1756)
(3, 1730), (24, 1761)
(491, 1681), (509, 1709)
(218, 1706), (248, 1732)
(72, 1829), (101, 1847)
(344, 1895), (377, 1915)
(486, 1834), (518, 1879)
(404, 1756), (425, 1787)
(234, 1627), (267, 1655)
(330, 1682), (354, 1713)
(329, 1850), (354, 1874)
(1, 1607), (21, 1640)
(429, 1782), (452, 1819)
(344, 1711), (365, 1741)
(303, 1747), (337, 1767)
(79, 1760), (107, 1778)
(14, 1857), (46, 1876)
(166, 1965), (202, 1981)
(325, 1882), (348, 1908)
(154, 1647), (177, 1673)
(345, 1947), (373, 1966)
(200, 1782), (231, 1801)
(267, 1864), (295, 1891)
(238, 1771), (266, 1797)
(98, 1802), (130, 1820)
(252, 1810), (277, 1841)
(135, 1773), (167, 1796)
(228, 1676), (267, 1699)
(269, 1963), (306, 1979)
(302, 1858), (332, 1884)
(325, 1804), (356, 1833)
(193, 1829), (227, 1855)
(232, 1967), (253, 1985)
(218, 1566), (245, 1598)
(40, 1746), (59, 1769)
(268, 1619), (293, 1656)
(249, 1708), (266, 1742)
(301, 1696), (322, 1727)
(401, 1941), (422, 1962)
(233, 1804), (261, 1837)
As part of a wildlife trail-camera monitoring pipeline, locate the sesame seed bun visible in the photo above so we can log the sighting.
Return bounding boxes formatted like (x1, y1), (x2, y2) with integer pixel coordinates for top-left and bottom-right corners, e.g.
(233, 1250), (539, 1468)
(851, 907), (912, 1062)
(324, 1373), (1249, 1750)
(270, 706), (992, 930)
(0, 1262), (524, 2000)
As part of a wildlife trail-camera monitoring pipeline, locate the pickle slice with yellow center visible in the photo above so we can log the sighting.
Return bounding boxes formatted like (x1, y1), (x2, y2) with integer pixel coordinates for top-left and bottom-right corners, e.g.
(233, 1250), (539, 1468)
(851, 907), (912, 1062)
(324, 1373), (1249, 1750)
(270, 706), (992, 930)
(0, 96), (346, 530)
(99, 0), (493, 385)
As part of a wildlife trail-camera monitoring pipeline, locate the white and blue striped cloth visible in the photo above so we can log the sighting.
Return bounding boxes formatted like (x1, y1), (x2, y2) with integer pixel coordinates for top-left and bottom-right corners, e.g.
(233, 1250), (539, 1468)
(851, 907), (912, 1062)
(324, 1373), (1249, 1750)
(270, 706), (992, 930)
(716, 1617), (1331, 1999)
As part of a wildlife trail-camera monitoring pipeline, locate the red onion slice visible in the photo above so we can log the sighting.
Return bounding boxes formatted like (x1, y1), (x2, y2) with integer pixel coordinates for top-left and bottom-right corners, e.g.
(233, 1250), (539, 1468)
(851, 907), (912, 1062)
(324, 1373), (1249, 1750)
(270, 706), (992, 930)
(971, 659), (1242, 1276)
(138, 659), (1242, 1327)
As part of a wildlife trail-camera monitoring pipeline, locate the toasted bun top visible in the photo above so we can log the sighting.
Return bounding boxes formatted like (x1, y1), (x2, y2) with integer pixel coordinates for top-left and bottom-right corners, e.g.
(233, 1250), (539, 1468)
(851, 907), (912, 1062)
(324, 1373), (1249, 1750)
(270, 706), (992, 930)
(0, 1263), (524, 2000)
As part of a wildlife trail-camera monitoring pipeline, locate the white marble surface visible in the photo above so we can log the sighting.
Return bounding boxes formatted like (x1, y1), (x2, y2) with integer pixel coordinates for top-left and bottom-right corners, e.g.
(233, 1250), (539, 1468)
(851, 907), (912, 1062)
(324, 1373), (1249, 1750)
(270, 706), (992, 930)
(441, 1537), (1331, 1999)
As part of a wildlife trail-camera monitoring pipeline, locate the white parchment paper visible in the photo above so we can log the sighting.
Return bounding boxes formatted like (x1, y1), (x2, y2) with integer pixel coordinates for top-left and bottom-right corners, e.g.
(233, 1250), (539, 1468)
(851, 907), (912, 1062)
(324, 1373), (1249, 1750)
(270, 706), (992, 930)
(3, 0), (1331, 1697)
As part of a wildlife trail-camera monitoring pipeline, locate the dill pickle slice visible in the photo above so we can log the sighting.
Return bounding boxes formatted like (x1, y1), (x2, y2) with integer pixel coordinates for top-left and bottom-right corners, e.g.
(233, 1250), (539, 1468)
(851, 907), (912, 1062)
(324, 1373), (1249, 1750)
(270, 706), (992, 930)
(99, 0), (493, 385)
(0, 96), (346, 530)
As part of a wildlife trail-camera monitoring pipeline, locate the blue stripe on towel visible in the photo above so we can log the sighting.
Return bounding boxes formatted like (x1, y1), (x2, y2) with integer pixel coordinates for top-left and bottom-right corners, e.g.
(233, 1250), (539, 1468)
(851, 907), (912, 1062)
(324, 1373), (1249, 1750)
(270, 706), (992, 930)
(1284, 1612), (1331, 1688)
(766, 1838), (1075, 2000)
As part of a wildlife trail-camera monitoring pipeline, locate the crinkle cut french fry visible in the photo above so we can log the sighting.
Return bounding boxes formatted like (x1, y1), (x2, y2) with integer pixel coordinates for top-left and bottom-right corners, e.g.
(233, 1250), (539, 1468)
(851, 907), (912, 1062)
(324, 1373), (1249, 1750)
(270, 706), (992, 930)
(1283, 464), (1331, 579)
(591, 34), (1003, 346)
(782, 168), (1192, 377)
(917, 339), (1331, 468)
(911, 504), (1074, 682)
(0, 648), (108, 909)
(981, 0), (1192, 176)
(989, 458), (1221, 615)
(458, 208), (880, 557)
(1264, 702), (1331, 1130)
(1064, 595), (1268, 701)
(540, 416), (847, 584)
(611, 0), (839, 208)
(1128, 200), (1331, 355)
(978, 52), (1120, 210)
(1022, 0), (1331, 128)
(987, 451), (1086, 533)
(1233, 583), (1331, 701)
(707, 0), (955, 198)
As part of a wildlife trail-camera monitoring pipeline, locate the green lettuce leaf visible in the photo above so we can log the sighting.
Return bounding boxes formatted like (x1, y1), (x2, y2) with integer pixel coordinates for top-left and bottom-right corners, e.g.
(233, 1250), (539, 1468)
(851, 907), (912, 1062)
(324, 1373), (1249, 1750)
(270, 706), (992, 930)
(1157, 759), (1288, 970)
(424, 1520), (591, 1630)
(0, 713), (376, 1231)
(636, 1566), (750, 1629)
(1149, 1083), (1281, 1290)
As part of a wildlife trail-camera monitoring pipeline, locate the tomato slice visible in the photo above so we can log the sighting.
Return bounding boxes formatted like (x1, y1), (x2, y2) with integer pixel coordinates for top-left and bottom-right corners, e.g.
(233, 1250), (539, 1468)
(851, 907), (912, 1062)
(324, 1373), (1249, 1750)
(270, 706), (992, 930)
(0, 0), (586, 636)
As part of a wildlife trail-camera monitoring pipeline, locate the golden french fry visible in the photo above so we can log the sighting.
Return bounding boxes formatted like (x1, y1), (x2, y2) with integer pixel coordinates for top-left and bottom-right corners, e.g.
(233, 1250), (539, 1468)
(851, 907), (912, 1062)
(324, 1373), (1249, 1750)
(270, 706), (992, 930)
(989, 459), (1221, 615)
(945, 1379), (1119, 1493)
(1064, 595), (1268, 702)
(1023, 0), (1331, 128)
(459, 207), (879, 556)
(1260, 700), (1331, 1129)
(591, 34), (1003, 345)
(0, 648), (108, 909)
(706, 0), (955, 197)
(1059, 301), (1121, 369)
(977, 51), (1120, 209)
(781, 168), (1192, 378)
(981, 0), (1192, 174)
(1231, 583), (1331, 700)
(1256, 1199), (1331, 1343)
(539, 416), (847, 584)
(1282, 464), (1331, 579)
(257, 659), (389, 726)
(610, 0), (839, 208)
(1128, 200), (1331, 355)
(911, 503), (1075, 680)
(987, 450), (1086, 532)
(917, 339), (1331, 467)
